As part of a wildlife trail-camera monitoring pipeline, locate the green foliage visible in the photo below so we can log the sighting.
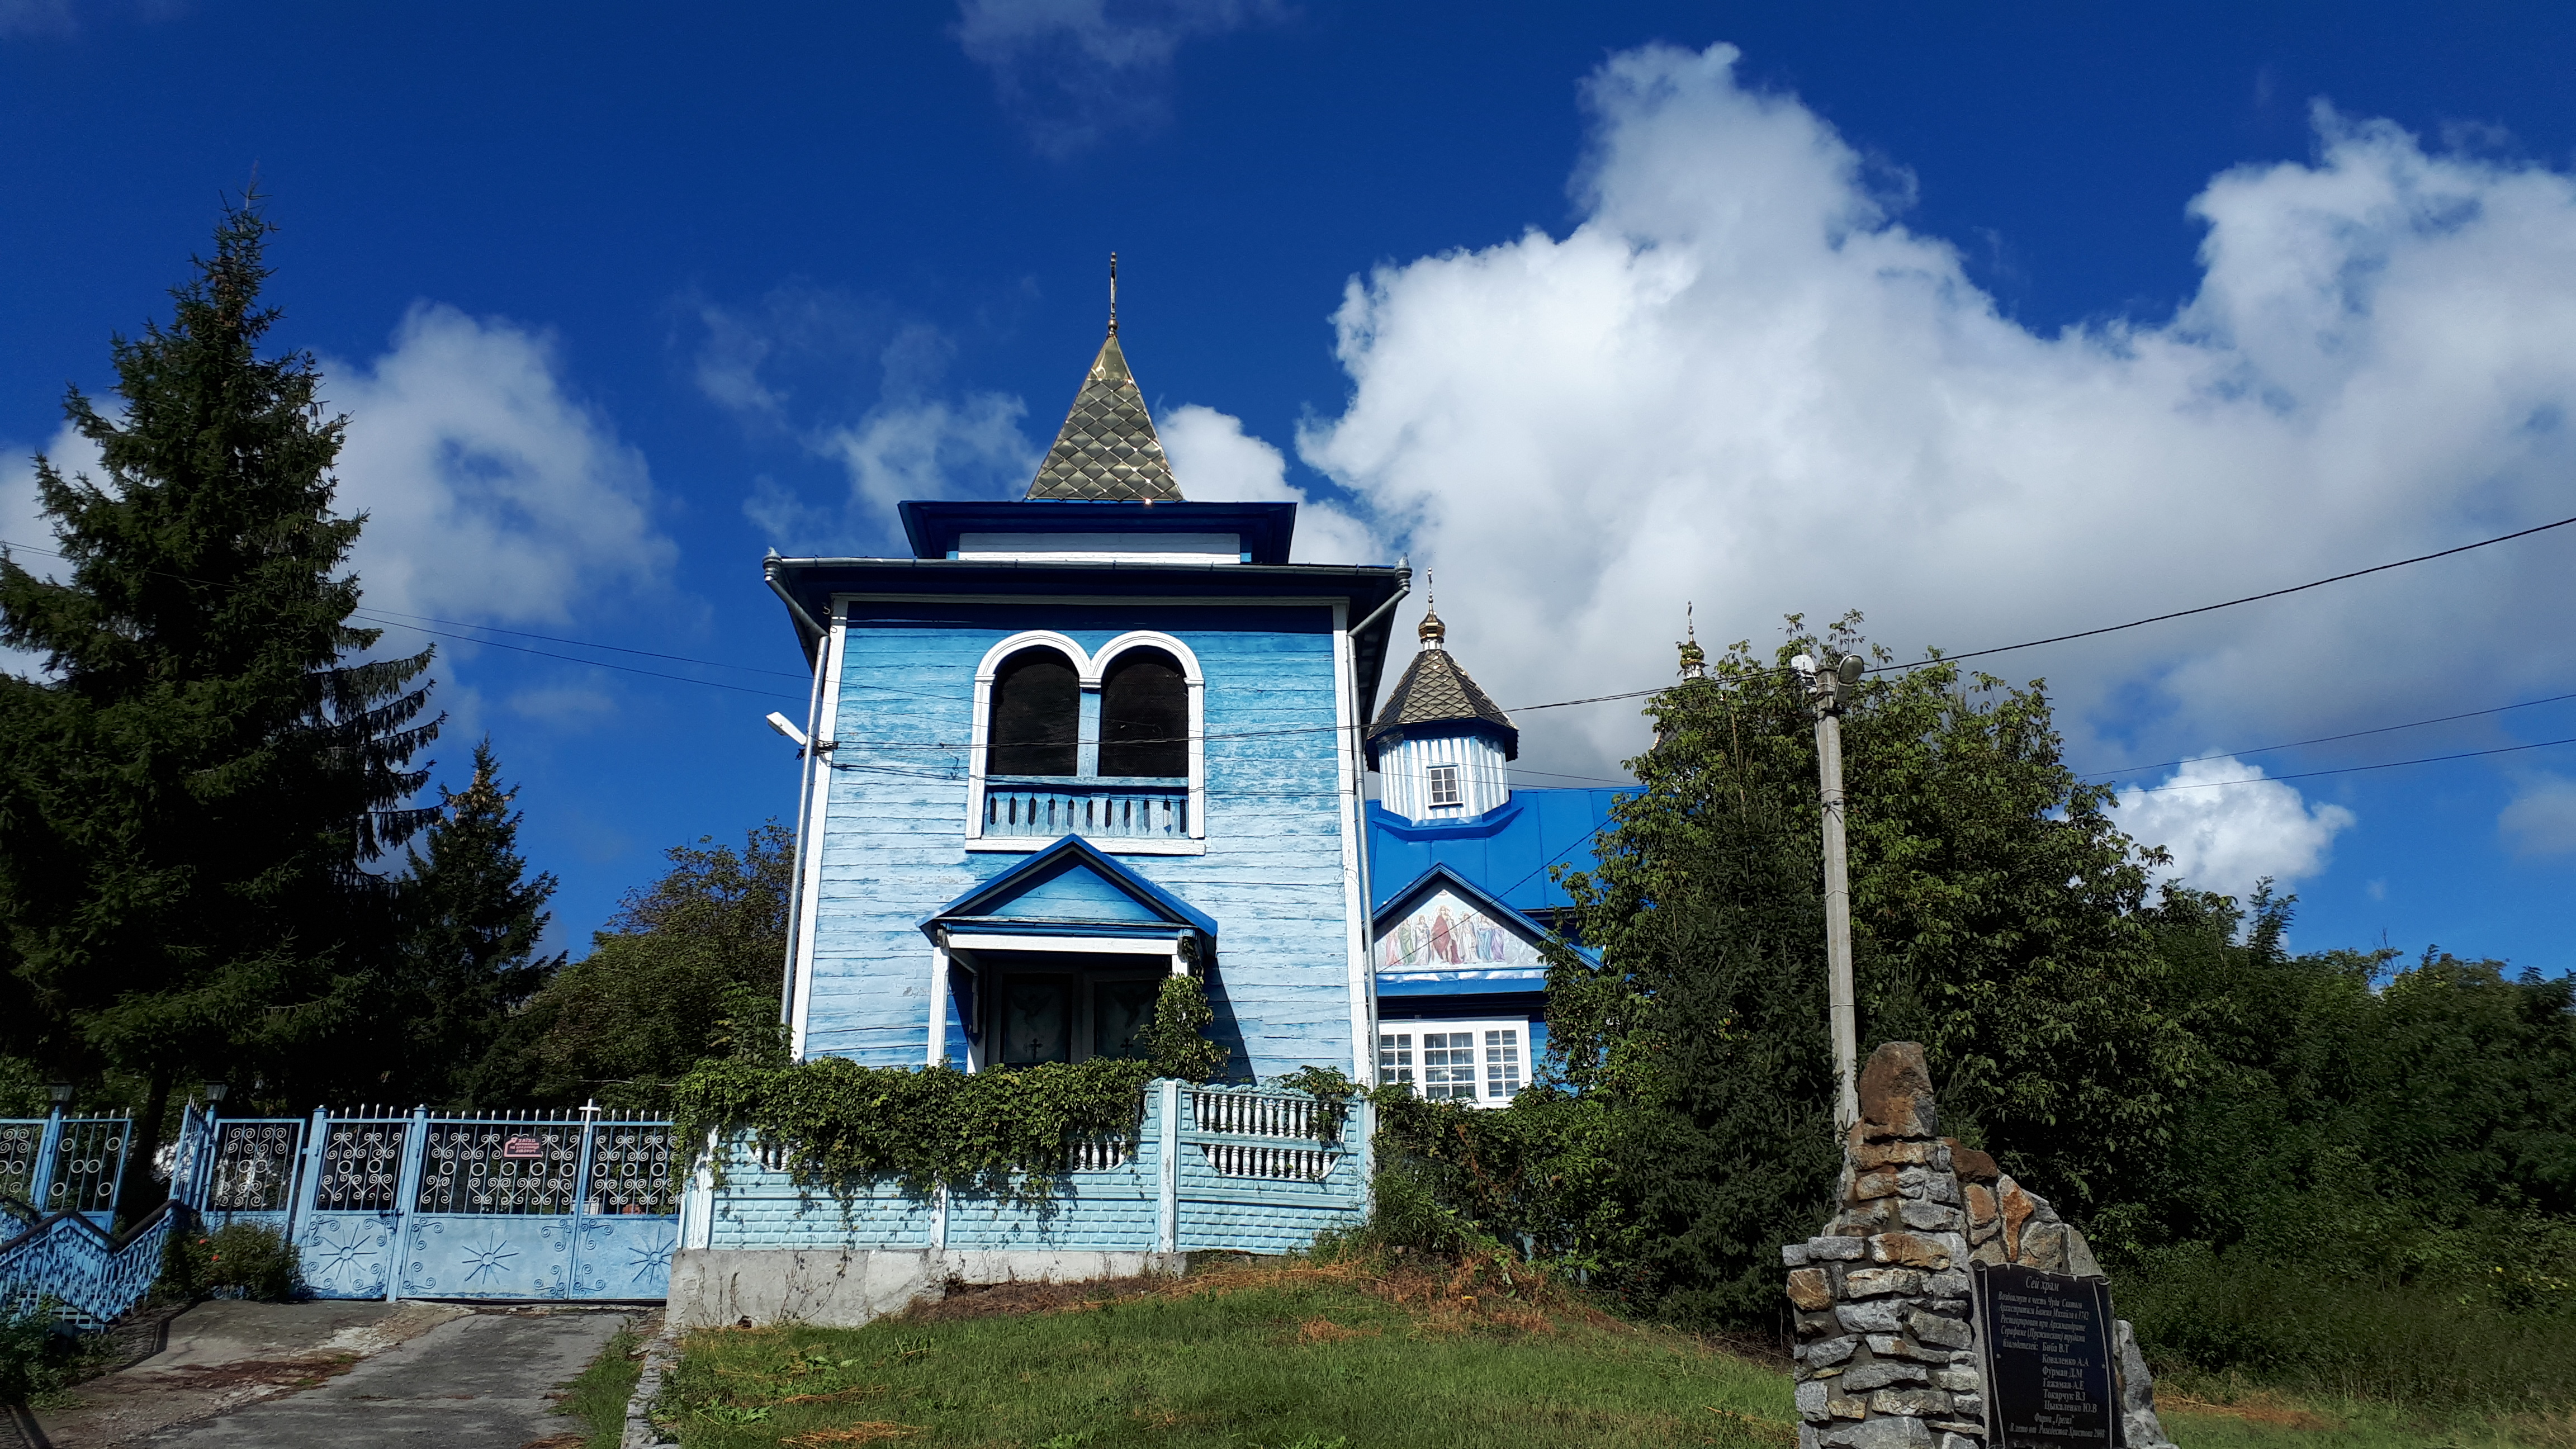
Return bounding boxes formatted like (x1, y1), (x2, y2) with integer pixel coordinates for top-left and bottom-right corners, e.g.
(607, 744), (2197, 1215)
(0, 1308), (82, 1406)
(2119, 1239), (2576, 1411)
(161, 1220), (302, 1302)
(671, 1055), (1158, 1200)
(666, 961), (1239, 1199)
(556, 1324), (645, 1449)
(0, 196), (437, 1207)
(1362, 1083), (1622, 1271)
(1533, 614), (2191, 1327)
(1144, 973), (1229, 1083)
(1271, 1064), (1355, 1142)
(383, 738), (564, 1106)
(469, 823), (792, 1107)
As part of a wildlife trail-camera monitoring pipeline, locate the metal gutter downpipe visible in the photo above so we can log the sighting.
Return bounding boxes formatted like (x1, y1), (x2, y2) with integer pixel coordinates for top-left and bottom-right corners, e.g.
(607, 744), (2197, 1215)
(1345, 572), (1410, 1084)
(769, 557), (831, 1031)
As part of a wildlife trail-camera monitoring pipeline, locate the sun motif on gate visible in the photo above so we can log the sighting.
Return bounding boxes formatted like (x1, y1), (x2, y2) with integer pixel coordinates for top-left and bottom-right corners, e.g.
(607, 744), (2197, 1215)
(460, 1232), (522, 1284)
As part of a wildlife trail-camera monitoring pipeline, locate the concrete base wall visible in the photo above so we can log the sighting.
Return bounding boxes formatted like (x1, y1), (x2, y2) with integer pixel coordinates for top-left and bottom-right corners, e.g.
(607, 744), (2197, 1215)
(667, 1247), (1190, 1329)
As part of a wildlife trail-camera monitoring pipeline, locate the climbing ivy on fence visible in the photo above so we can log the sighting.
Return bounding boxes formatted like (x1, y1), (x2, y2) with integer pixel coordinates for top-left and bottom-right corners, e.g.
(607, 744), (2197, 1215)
(669, 972), (1233, 1200)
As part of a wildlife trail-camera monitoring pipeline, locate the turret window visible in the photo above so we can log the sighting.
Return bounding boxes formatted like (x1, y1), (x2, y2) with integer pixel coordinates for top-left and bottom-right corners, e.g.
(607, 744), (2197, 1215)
(1426, 763), (1462, 807)
(988, 648), (1079, 776)
(1100, 648), (1187, 778)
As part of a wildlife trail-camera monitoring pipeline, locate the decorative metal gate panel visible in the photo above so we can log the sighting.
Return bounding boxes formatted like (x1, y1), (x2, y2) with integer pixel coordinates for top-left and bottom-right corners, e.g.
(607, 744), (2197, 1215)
(174, 1104), (678, 1303)
(0, 1114), (133, 1227)
(299, 1114), (410, 1298)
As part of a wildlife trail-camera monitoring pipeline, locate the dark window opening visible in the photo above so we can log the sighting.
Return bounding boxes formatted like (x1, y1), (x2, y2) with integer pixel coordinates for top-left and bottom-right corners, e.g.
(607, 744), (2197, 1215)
(989, 648), (1077, 776)
(1100, 648), (1188, 778)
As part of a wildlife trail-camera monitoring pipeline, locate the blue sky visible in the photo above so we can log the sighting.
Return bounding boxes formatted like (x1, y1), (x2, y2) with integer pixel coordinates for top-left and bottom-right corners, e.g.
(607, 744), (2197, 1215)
(4, 2), (2573, 972)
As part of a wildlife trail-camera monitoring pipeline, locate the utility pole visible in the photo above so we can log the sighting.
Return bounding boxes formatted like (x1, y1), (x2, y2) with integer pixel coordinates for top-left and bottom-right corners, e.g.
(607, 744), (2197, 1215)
(1794, 651), (1865, 1135)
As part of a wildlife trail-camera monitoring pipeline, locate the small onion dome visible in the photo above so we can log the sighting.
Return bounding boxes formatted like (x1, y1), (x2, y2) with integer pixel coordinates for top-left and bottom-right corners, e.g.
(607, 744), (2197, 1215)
(1366, 605), (1518, 765)
(1678, 635), (1706, 679)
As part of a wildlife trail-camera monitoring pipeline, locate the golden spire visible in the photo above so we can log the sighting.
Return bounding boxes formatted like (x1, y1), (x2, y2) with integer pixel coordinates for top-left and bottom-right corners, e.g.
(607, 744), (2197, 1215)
(1678, 602), (1705, 679)
(1417, 572), (1446, 647)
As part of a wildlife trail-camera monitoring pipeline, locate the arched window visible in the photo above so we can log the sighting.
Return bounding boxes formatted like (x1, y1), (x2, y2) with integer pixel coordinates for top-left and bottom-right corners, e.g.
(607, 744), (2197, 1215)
(1099, 647), (1188, 778)
(988, 648), (1078, 776)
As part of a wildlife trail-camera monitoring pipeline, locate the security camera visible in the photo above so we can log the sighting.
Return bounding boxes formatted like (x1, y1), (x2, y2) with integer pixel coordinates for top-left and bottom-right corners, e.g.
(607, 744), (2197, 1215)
(764, 712), (811, 750)
(1790, 654), (1817, 677)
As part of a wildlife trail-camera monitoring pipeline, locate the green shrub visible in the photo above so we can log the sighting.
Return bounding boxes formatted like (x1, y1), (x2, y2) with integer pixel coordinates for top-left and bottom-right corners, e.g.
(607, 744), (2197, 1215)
(0, 1308), (79, 1405)
(2119, 1241), (2576, 1411)
(162, 1221), (301, 1301)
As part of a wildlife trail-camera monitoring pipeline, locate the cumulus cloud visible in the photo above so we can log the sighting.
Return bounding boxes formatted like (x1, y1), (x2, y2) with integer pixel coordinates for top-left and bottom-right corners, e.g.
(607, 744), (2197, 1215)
(2108, 756), (2357, 897)
(329, 303), (673, 624)
(1159, 403), (1375, 563)
(1299, 41), (2576, 823)
(2500, 773), (2576, 856)
(0, 423), (91, 676)
(954, 0), (1282, 156)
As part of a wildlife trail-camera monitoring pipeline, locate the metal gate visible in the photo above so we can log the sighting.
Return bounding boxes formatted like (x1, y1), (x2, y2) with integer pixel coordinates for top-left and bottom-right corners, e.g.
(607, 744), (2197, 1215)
(183, 1104), (679, 1302)
(1, 1112), (133, 1228)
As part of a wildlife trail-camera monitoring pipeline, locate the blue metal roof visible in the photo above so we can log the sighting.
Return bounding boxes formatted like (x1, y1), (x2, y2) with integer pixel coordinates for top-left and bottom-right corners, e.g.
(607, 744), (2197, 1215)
(1366, 785), (1632, 918)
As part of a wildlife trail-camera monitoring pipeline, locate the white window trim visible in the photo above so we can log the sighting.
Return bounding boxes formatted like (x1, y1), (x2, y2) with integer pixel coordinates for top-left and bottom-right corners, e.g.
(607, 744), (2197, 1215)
(964, 629), (1206, 851)
(1376, 1017), (1530, 1107)
(945, 932), (1195, 1072)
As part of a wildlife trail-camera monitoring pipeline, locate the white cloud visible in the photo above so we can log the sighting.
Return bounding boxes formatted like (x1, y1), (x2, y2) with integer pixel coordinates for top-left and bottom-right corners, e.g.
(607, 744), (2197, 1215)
(746, 395), (1036, 553)
(1298, 42), (2576, 822)
(328, 303), (674, 624)
(0, 422), (100, 676)
(2109, 756), (2357, 898)
(2500, 773), (2576, 856)
(1159, 404), (1375, 564)
(954, 0), (1281, 156)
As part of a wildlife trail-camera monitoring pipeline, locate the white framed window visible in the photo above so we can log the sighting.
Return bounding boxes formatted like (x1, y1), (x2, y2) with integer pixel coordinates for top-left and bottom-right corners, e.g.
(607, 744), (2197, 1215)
(1377, 1019), (1527, 1106)
(1379, 1031), (1415, 1088)
(1426, 763), (1461, 807)
(965, 631), (1207, 853)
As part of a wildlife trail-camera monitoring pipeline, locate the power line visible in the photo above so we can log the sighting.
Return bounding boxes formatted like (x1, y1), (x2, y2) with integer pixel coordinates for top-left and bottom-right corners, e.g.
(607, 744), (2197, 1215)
(353, 615), (808, 703)
(2113, 734), (2576, 794)
(2081, 688), (2576, 780)
(353, 607), (809, 681)
(1870, 509), (2576, 675)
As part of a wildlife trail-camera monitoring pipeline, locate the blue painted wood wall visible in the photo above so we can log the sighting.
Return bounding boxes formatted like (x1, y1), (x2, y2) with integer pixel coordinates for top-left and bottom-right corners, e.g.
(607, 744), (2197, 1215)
(802, 602), (1355, 1084)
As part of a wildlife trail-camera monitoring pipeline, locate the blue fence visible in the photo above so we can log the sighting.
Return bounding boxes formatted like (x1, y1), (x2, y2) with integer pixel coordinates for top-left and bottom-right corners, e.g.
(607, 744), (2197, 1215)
(695, 1081), (1371, 1256)
(179, 1104), (680, 1303)
(1, 1112), (133, 1228)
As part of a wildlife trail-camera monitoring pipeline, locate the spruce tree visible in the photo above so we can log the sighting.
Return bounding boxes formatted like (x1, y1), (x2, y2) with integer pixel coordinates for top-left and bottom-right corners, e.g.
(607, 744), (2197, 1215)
(0, 197), (437, 1215)
(386, 738), (562, 1105)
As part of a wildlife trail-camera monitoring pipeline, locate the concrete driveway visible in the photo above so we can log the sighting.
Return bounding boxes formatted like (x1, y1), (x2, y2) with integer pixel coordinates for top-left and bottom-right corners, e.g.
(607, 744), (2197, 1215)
(22, 1300), (634, 1449)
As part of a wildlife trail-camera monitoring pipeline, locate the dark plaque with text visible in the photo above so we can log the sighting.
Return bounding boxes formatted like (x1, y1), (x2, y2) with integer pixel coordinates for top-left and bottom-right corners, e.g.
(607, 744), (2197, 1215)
(1973, 1261), (2120, 1448)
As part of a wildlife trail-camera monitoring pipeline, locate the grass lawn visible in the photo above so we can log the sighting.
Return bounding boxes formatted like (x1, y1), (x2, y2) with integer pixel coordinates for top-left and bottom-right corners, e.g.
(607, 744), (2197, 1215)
(655, 1261), (1798, 1448)
(558, 1320), (648, 1448)
(650, 1261), (2575, 1449)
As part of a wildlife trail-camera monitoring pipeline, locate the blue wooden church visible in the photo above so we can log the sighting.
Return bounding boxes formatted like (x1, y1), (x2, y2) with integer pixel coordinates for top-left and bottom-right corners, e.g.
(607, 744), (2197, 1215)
(670, 317), (1625, 1323)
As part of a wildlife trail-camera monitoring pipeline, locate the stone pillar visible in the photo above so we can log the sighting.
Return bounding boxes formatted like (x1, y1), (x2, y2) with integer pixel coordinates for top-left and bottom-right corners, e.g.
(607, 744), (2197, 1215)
(1783, 1043), (2176, 1449)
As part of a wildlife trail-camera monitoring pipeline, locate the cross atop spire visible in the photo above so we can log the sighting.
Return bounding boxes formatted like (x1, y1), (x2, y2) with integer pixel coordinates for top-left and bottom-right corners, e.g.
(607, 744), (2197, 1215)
(1025, 260), (1182, 501)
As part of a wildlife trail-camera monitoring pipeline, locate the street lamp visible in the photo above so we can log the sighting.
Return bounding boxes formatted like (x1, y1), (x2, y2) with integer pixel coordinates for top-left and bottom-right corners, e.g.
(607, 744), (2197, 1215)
(45, 1082), (72, 1115)
(202, 1081), (229, 1115)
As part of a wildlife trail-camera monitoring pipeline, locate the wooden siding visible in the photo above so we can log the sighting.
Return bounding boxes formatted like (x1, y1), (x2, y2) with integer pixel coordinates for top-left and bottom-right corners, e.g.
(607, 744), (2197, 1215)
(801, 603), (1355, 1083)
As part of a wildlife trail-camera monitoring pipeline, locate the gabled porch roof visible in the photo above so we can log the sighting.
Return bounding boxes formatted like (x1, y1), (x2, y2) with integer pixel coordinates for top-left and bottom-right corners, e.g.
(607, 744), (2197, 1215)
(921, 833), (1218, 947)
